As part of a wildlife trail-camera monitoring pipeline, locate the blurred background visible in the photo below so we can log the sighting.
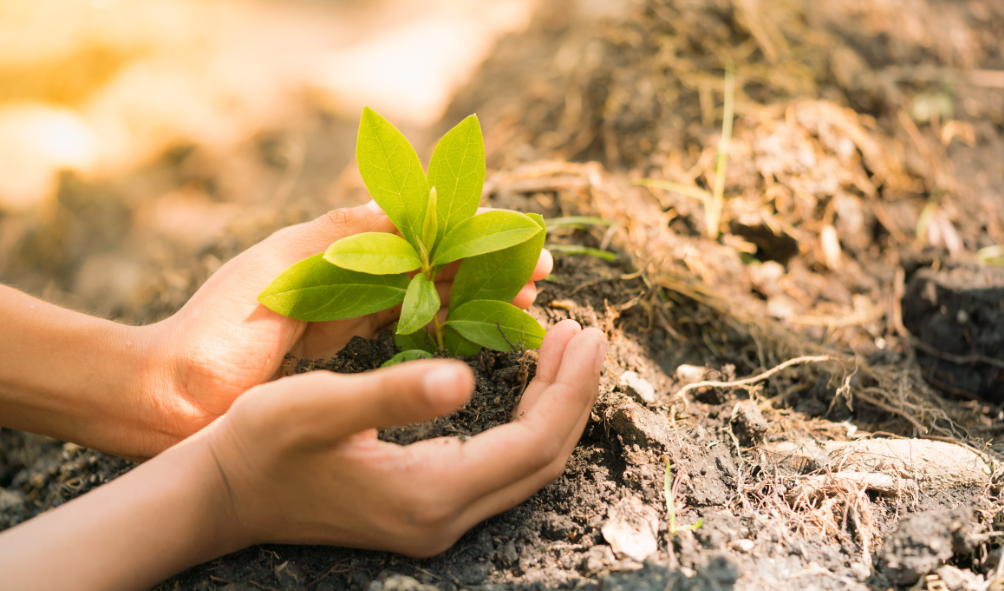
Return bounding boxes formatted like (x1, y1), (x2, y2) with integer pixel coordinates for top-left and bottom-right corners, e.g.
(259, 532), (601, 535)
(0, 0), (1001, 335)
(0, 0), (556, 321)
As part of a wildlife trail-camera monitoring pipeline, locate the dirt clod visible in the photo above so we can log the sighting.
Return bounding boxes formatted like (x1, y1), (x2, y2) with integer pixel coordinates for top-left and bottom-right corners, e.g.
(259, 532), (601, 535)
(610, 402), (671, 450)
(877, 506), (980, 585)
(729, 401), (768, 447)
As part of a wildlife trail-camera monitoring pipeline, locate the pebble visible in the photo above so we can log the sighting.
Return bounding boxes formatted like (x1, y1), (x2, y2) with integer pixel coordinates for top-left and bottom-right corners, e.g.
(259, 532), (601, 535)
(675, 364), (708, 385)
(730, 539), (755, 553)
(601, 496), (659, 562)
(619, 371), (656, 404)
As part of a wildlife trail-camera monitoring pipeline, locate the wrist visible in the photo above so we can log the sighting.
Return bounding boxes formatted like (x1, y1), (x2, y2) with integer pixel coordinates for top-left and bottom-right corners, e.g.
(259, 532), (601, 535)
(0, 286), (175, 458)
(0, 427), (247, 591)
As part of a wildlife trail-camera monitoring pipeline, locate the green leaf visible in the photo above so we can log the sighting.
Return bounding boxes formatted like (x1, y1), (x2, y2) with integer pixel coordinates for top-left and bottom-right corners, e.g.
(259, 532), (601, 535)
(431, 210), (542, 267)
(258, 254), (408, 322)
(427, 114), (485, 245)
(397, 274), (440, 335)
(356, 107), (429, 247)
(446, 300), (545, 351)
(450, 213), (546, 313)
(395, 328), (439, 354)
(421, 186), (439, 254)
(444, 326), (482, 357)
(380, 349), (434, 368)
(323, 233), (421, 275)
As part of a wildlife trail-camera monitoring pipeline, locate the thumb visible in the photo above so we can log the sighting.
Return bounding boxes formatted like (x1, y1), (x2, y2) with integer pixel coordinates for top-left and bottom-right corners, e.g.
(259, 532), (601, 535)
(260, 360), (474, 441)
(264, 200), (396, 268)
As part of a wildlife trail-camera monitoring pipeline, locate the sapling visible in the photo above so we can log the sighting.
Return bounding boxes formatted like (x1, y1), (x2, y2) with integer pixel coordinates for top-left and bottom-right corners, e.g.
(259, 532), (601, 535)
(258, 107), (547, 364)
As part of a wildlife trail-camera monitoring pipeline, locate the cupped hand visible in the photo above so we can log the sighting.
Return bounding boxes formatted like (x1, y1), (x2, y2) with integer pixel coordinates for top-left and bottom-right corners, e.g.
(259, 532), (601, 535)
(205, 320), (604, 555)
(141, 202), (552, 459)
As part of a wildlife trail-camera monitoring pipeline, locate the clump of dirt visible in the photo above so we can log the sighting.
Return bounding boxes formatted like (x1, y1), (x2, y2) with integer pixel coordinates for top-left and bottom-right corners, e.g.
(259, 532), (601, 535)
(877, 506), (982, 586)
(902, 262), (1004, 401)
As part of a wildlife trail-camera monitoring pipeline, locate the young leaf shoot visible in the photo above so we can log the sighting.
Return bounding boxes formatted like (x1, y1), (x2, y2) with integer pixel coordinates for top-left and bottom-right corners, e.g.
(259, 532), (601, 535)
(258, 107), (547, 361)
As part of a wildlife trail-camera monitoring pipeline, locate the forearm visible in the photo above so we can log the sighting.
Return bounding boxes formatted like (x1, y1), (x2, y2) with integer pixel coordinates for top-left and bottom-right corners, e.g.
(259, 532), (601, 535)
(0, 285), (173, 458)
(0, 432), (242, 591)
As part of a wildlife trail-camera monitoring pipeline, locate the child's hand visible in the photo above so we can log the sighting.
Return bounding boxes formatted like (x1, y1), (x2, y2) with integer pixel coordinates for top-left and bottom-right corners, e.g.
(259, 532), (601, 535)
(138, 202), (552, 459)
(206, 320), (602, 555)
(0, 320), (602, 591)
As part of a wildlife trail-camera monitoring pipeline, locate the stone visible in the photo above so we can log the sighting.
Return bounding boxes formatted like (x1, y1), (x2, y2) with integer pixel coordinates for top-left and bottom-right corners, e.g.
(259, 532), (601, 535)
(674, 364), (709, 385)
(935, 565), (984, 591)
(601, 496), (660, 561)
(619, 371), (656, 404)
(610, 403), (671, 449)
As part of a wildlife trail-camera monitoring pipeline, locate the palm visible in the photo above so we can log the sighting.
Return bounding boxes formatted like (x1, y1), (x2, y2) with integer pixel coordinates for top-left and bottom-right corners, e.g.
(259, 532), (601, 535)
(160, 205), (548, 448)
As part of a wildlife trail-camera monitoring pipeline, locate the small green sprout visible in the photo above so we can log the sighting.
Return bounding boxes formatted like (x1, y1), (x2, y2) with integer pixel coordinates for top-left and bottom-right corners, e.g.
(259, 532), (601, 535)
(664, 459), (703, 534)
(634, 63), (735, 240)
(258, 107), (547, 356)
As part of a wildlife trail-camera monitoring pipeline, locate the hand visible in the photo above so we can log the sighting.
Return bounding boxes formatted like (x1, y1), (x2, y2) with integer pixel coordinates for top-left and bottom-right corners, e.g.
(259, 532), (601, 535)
(142, 202), (553, 459)
(206, 320), (604, 555)
(0, 320), (603, 591)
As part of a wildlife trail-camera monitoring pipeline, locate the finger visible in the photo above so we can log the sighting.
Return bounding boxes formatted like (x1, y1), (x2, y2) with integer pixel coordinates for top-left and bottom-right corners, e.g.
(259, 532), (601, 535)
(431, 328), (605, 503)
(510, 282), (537, 309)
(530, 249), (553, 281)
(456, 385), (595, 529)
(268, 201), (395, 265)
(257, 360), (474, 440)
(513, 319), (581, 413)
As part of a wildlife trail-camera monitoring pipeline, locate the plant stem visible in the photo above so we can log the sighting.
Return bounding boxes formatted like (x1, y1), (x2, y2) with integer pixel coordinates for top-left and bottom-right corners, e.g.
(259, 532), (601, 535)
(423, 264), (445, 351)
(431, 314), (445, 351)
(709, 62), (735, 240)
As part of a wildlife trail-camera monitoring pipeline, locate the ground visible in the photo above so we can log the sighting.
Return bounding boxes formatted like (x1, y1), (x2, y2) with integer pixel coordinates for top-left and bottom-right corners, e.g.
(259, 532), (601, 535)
(2, 0), (1004, 589)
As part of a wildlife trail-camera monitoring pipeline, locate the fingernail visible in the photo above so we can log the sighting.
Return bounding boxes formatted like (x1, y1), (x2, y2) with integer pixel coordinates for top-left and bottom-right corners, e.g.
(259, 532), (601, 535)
(363, 199), (383, 214)
(423, 365), (463, 406)
(594, 337), (607, 373)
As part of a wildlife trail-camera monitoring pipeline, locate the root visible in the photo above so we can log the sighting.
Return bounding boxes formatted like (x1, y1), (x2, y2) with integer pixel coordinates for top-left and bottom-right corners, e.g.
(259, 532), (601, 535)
(673, 355), (836, 401)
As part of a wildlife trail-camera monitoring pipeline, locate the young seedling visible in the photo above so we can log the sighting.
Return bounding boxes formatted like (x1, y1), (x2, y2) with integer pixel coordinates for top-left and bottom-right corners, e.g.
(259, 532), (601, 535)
(664, 459), (703, 534)
(258, 107), (547, 362)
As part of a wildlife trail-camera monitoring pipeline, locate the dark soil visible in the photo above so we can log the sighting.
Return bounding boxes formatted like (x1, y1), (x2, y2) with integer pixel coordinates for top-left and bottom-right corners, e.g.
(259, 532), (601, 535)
(3, 0), (1004, 589)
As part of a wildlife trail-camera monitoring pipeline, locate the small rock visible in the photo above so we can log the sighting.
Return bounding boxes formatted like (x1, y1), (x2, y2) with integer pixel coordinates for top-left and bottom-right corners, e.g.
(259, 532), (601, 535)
(610, 403), (670, 449)
(368, 574), (439, 591)
(601, 496), (660, 561)
(729, 401), (768, 446)
(936, 565), (984, 591)
(675, 364), (709, 385)
(619, 371), (656, 404)
(730, 539), (755, 553)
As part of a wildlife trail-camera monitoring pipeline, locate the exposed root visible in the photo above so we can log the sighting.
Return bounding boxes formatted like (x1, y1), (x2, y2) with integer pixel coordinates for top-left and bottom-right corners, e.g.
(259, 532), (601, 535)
(673, 355), (836, 401)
